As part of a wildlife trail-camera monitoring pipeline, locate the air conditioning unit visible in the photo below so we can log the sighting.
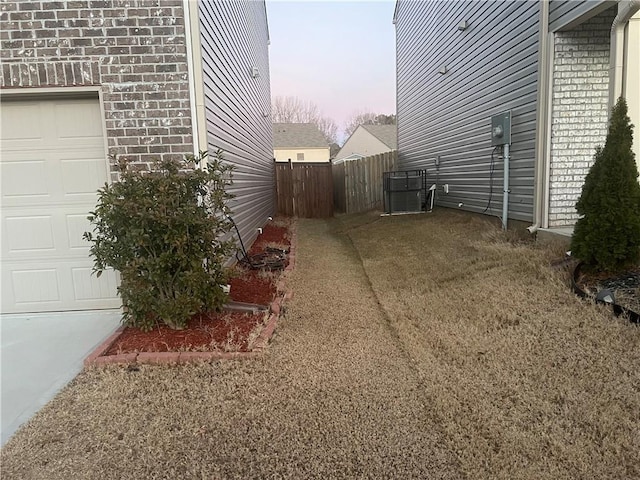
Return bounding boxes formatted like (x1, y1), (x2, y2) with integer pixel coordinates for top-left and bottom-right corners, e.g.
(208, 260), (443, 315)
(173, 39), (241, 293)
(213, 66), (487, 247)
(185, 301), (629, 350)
(383, 170), (427, 214)
(389, 190), (421, 212)
(389, 175), (422, 191)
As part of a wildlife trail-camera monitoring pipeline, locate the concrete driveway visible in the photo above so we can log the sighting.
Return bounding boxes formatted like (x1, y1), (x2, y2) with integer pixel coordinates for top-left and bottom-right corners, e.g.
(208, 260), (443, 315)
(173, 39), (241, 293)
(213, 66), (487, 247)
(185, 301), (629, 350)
(1, 310), (121, 446)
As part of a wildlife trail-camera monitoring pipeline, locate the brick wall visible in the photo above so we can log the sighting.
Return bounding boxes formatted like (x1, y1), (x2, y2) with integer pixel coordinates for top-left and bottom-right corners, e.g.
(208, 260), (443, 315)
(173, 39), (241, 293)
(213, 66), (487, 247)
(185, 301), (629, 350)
(0, 0), (193, 175)
(548, 7), (616, 227)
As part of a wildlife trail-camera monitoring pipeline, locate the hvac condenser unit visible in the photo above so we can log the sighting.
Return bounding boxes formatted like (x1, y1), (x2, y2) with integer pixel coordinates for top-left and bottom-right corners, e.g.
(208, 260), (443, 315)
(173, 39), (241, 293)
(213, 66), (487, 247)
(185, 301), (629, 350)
(383, 170), (427, 214)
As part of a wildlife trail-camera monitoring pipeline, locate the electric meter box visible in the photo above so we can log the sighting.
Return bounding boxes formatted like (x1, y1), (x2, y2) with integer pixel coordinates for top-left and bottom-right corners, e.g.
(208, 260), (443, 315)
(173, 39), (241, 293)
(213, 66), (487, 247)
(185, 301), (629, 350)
(491, 111), (511, 146)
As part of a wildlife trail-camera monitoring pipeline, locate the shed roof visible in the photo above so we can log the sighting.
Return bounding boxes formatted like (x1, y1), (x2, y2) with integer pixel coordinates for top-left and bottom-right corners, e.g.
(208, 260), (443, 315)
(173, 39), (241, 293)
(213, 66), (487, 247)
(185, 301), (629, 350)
(361, 124), (398, 149)
(273, 123), (328, 149)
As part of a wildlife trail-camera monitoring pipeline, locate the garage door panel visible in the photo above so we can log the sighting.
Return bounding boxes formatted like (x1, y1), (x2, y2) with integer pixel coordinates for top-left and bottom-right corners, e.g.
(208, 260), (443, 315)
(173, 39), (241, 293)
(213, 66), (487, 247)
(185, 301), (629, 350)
(61, 157), (109, 197)
(1, 152), (106, 208)
(5, 215), (55, 252)
(3, 205), (96, 261)
(55, 100), (104, 137)
(10, 268), (60, 304)
(0, 101), (46, 145)
(1, 159), (51, 201)
(2, 260), (120, 313)
(72, 267), (120, 301)
(1, 96), (118, 313)
(1, 99), (102, 146)
(67, 213), (93, 250)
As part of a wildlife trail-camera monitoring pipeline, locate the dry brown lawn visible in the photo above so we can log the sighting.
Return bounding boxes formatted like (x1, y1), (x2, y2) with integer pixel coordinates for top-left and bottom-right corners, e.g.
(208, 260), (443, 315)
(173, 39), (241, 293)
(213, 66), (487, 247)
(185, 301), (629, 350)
(1, 209), (639, 479)
(346, 210), (640, 479)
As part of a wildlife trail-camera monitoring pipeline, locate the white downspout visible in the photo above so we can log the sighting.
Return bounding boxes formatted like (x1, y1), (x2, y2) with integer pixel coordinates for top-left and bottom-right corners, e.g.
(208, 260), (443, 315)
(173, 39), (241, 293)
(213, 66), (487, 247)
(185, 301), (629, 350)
(530, 0), (550, 233)
(609, 1), (640, 108)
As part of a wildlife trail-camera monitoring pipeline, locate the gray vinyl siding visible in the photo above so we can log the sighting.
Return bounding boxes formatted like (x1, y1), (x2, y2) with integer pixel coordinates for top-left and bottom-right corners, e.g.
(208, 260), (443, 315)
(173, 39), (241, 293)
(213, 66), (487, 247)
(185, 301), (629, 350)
(395, 0), (539, 222)
(198, 1), (274, 248)
(549, 0), (616, 32)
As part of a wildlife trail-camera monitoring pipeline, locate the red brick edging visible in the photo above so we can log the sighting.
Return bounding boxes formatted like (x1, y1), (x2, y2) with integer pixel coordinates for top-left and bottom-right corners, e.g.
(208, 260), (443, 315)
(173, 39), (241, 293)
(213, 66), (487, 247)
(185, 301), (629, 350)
(85, 220), (297, 367)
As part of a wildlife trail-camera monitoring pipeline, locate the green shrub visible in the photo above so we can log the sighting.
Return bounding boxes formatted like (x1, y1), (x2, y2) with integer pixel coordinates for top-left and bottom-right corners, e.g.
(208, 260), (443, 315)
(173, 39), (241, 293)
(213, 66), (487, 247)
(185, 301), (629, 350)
(571, 97), (640, 272)
(84, 150), (235, 330)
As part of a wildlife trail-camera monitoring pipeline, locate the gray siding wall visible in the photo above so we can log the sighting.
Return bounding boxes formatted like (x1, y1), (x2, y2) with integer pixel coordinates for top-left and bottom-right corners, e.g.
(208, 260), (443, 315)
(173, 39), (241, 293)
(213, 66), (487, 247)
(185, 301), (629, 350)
(549, 0), (615, 32)
(395, 0), (539, 222)
(1, 0), (193, 177)
(198, 1), (274, 248)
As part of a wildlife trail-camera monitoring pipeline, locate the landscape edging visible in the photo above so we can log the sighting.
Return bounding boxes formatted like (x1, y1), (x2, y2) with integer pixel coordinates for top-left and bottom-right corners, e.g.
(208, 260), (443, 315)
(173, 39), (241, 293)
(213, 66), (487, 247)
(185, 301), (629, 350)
(84, 219), (297, 367)
(571, 262), (640, 324)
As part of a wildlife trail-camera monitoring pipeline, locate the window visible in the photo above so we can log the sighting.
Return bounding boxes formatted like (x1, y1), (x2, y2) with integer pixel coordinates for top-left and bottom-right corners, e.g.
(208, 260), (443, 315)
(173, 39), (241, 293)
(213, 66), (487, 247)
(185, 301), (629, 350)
(296, 153), (304, 161)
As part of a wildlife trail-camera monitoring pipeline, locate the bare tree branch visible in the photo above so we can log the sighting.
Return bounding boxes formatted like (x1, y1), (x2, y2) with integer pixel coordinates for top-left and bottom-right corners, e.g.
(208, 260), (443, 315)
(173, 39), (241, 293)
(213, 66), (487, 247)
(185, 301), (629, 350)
(316, 116), (338, 146)
(271, 95), (338, 145)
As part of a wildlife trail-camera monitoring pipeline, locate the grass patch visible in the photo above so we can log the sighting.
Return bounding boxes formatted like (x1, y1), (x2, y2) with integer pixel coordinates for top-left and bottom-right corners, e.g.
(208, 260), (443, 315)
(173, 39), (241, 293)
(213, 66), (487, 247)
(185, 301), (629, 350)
(346, 209), (640, 480)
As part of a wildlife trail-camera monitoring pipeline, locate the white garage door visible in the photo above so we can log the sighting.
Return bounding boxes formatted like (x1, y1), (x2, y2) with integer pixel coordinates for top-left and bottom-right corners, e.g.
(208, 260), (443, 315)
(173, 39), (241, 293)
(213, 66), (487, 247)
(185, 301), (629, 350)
(1, 96), (120, 313)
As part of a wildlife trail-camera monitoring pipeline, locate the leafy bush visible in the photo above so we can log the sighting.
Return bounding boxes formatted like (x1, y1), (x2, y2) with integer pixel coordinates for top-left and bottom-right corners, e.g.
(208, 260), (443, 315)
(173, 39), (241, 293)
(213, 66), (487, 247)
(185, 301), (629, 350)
(571, 97), (640, 272)
(84, 150), (235, 330)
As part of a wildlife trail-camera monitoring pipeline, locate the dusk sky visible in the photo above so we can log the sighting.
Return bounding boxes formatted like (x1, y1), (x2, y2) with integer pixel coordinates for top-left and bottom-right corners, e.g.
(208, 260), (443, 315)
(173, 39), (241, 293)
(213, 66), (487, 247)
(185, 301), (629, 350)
(266, 0), (397, 140)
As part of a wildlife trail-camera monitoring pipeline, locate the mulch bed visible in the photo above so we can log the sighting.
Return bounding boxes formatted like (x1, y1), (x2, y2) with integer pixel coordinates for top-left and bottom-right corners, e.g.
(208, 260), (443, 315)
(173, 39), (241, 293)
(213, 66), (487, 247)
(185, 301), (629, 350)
(105, 312), (264, 355)
(575, 264), (640, 321)
(228, 275), (276, 306)
(251, 224), (289, 251)
(103, 218), (292, 355)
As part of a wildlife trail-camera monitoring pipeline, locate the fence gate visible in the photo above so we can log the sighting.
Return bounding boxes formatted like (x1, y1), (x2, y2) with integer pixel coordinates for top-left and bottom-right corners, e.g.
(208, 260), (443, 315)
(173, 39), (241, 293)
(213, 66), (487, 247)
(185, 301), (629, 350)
(275, 161), (334, 218)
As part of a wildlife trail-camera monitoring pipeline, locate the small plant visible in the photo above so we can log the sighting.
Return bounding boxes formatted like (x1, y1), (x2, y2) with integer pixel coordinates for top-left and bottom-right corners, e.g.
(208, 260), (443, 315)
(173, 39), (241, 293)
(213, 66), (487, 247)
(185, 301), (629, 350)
(571, 97), (640, 272)
(84, 150), (235, 330)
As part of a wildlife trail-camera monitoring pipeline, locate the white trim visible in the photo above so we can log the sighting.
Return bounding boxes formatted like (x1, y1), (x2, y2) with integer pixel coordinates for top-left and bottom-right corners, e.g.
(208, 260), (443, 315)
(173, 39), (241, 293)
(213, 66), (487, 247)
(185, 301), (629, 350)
(532, 0), (550, 231)
(542, 32), (554, 230)
(187, 0), (208, 157)
(183, 0), (200, 158)
(97, 88), (112, 185)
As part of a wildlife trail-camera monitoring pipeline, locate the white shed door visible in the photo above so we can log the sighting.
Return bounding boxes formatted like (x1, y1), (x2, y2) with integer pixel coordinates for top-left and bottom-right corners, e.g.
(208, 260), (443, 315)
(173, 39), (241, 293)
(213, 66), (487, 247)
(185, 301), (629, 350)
(1, 97), (120, 313)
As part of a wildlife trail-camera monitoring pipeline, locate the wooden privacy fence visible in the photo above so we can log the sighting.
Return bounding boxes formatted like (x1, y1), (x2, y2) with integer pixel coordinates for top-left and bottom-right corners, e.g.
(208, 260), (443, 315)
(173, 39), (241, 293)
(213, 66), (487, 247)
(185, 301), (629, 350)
(333, 151), (398, 214)
(275, 161), (333, 218)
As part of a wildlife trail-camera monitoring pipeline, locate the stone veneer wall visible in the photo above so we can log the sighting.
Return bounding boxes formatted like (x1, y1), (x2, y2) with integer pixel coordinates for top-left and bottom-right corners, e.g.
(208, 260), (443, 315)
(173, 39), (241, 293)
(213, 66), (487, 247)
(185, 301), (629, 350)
(548, 7), (616, 227)
(0, 0), (193, 177)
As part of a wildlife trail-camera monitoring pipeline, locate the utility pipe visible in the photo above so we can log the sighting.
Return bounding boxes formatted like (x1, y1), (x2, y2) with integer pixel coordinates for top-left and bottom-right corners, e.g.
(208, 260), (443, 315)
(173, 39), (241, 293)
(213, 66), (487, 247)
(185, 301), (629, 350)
(428, 184), (436, 212)
(502, 144), (510, 230)
(609, 0), (640, 108)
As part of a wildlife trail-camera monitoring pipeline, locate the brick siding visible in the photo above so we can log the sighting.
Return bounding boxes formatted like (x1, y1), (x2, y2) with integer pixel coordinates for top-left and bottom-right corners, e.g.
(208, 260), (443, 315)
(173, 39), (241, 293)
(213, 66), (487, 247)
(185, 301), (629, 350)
(0, 0), (193, 175)
(548, 7), (616, 227)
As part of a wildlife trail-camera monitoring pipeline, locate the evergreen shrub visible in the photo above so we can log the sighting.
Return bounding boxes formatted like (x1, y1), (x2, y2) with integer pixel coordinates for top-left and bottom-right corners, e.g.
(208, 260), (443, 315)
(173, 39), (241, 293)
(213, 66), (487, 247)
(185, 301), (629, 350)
(84, 150), (234, 330)
(571, 97), (640, 272)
